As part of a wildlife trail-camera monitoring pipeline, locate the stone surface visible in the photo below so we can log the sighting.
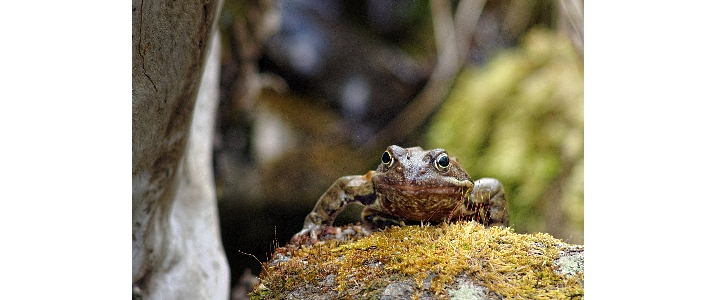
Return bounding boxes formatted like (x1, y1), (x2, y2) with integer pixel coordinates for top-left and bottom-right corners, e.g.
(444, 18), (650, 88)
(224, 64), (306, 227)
(381, 281), (416, 300)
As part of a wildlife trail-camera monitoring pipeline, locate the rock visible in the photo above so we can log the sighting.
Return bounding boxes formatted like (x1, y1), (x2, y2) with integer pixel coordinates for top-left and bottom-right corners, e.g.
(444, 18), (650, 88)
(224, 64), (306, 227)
(381, 281), (415, 299)
(250, 222), (584, 299)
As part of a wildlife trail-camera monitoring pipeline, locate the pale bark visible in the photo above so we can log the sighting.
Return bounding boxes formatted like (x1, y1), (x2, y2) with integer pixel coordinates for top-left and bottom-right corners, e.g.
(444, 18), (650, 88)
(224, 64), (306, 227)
(132, 0), (228, 299)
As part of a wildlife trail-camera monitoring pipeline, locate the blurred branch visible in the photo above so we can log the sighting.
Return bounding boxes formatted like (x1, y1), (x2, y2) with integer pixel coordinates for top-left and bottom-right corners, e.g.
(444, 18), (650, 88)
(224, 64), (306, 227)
(373, 0), (486, 148)
(557, 0), (583, 59)
(228, 0), (283, 112)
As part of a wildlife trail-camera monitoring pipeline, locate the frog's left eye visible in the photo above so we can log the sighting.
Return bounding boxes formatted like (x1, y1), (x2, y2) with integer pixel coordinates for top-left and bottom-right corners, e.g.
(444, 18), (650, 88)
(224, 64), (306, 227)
(382, 151), (394, 167)
(434, 153), (450, 171)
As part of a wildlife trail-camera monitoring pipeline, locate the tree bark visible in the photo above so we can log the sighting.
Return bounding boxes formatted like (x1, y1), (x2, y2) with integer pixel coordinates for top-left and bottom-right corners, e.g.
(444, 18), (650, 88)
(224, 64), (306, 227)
(132, 0), (228, 299)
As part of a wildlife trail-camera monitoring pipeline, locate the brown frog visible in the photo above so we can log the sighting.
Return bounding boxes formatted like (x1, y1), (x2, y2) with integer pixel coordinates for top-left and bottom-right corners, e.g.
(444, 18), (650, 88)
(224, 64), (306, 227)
(292, 145), (509, 243)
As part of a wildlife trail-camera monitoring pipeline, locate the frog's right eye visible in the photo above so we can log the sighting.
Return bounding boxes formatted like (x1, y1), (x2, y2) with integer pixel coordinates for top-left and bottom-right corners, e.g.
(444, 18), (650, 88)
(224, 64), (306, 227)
(381, 151), (393, 167)
(434, 153), (450, 171)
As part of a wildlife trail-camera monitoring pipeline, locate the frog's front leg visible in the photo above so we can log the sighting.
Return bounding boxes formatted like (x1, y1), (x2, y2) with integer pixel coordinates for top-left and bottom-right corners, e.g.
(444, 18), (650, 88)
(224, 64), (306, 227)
(291, 171), (376, 243)
(361, 207), (406, 230)
(471, 178), (510, 227)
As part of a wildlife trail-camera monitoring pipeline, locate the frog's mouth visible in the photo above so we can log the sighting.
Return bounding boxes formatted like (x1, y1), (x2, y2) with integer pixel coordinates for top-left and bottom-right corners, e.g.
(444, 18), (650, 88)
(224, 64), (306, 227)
(375, 181), (472, 197)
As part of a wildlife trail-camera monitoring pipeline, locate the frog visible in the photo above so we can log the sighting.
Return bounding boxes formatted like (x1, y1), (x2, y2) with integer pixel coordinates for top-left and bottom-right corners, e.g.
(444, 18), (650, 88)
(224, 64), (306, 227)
(291, 145), (509, 243)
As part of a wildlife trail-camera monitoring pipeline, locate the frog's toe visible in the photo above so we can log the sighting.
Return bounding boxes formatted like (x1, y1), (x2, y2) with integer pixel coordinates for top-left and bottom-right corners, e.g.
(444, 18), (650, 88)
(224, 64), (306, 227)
(290, 230), (310, 244)
(291, 224), (324, 244)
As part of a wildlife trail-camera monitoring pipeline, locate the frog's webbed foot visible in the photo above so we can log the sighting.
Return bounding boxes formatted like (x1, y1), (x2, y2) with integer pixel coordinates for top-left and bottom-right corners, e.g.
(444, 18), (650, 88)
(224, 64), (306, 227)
(290, 210), (345, 244)
(472, 178), (510, 227)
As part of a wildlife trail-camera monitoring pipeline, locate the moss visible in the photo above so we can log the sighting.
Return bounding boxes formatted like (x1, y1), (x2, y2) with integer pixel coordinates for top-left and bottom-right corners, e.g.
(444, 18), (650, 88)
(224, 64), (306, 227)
(250, 222), (583, 299)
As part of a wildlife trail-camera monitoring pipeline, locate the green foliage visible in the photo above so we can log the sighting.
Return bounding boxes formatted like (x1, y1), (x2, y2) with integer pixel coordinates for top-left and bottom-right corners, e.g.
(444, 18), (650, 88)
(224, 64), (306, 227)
(426, 27), (584, 242)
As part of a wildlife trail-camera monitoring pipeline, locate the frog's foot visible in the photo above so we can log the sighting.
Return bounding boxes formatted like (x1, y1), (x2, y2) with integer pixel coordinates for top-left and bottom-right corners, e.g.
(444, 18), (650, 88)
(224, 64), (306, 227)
(361, 207), (406, 230)
(472, 178), (510, 227)
(290, 223), (325, 245)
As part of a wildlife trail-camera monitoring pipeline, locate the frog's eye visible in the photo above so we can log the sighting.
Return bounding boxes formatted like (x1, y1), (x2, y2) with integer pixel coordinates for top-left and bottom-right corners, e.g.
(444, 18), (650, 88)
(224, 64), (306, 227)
(381, 151), (393, 167)
(434, 153), (450, 171)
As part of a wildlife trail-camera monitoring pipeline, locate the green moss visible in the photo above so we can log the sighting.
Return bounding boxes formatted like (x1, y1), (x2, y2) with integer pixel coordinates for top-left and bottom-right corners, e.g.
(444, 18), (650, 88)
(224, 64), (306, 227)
(250, 222), (583, 299)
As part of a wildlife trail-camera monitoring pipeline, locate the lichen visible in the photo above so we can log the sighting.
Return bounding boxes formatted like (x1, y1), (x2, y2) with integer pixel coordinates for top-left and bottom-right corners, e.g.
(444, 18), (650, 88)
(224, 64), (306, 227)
(447, 276), (490, 300)
(554, 245), (584, 278)
(249, 222), (584, 299)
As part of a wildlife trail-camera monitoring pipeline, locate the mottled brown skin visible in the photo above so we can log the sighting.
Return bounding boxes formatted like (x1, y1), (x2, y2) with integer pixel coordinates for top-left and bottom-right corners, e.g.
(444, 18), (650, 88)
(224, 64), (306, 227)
(292, 145), (509, 243)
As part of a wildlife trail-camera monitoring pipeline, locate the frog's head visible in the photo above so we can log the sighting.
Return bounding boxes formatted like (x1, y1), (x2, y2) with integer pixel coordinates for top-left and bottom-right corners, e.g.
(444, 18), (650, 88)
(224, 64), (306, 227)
(373, 145), (473, 195)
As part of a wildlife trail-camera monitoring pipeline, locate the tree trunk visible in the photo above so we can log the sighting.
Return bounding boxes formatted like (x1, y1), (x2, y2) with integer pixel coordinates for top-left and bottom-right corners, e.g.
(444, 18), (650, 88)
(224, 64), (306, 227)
(132, 0), (228, 299)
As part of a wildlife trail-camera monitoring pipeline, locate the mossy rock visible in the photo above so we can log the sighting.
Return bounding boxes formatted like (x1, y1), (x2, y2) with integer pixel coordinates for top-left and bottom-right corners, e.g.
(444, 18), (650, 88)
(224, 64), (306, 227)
(250, 222), (583, 299)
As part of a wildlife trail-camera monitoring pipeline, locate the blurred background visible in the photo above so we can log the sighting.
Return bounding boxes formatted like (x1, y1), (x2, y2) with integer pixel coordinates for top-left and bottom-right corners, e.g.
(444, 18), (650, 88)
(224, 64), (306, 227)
(213, 0), (583, 294)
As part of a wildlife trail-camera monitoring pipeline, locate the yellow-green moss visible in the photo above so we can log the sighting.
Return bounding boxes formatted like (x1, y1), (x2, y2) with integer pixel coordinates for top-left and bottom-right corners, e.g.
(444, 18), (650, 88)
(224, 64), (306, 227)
(250, 222), (583, 299)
